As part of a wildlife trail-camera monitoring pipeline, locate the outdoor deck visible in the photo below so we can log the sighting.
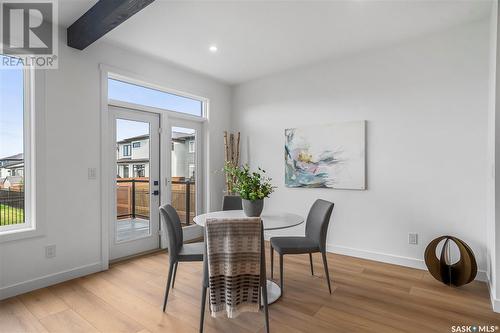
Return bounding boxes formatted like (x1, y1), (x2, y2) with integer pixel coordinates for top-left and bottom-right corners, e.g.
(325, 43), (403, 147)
(116, 218), (150, 242)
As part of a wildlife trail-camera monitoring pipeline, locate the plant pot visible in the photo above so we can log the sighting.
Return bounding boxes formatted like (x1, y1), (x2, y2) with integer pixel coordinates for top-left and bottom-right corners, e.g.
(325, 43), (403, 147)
(242, 199), (264, 217)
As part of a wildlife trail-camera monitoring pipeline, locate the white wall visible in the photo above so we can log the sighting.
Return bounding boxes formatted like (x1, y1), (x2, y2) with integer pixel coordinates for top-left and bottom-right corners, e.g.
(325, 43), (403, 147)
(488, 0), (500, 311)
(0, 31), (231, 297)
(487, 0), (498, 308)
(232, 20), (490, 274)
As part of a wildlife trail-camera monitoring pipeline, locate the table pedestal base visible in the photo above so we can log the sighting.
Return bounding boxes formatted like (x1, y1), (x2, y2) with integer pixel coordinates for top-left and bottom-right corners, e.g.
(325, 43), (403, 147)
(265, 280), (281, 304)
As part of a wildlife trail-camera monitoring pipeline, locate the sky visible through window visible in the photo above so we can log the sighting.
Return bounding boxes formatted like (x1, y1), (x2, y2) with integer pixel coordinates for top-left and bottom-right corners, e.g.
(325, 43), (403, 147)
(116, 119), (149, 142)
(0, 55), (24, 159)
(110, 78), (201, 141)
(108, 78), (202, 116)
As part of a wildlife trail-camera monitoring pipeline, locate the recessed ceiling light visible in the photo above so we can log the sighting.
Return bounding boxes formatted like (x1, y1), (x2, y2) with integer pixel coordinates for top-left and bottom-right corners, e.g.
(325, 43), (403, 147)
(209, 45), (218, 53)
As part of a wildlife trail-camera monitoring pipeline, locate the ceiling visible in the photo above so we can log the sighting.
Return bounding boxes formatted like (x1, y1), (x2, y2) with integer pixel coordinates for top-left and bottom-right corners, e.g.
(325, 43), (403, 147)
(59, 0), (98, 27)
(60, 0), (492, 85)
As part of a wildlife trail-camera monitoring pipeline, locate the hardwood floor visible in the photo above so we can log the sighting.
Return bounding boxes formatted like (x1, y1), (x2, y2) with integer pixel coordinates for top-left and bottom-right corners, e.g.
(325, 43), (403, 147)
(2, 244), (500, 333)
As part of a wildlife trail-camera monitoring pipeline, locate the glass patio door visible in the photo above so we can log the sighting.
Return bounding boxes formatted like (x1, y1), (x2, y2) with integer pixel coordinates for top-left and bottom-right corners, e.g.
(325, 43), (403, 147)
(168, 119), (203, 230)
(109, 106), (160, 260)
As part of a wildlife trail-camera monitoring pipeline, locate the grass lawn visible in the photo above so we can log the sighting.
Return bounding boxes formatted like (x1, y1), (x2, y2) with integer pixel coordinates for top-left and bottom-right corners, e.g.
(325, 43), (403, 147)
(0, 204), (24, 225)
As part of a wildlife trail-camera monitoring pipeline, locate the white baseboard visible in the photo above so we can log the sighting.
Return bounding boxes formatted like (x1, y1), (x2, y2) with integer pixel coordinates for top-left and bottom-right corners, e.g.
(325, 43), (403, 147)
(491, 295), (500, 313)
(485, 274), (500, 313)
(326, 243), (488, 282)
(0, 262), (102, 300)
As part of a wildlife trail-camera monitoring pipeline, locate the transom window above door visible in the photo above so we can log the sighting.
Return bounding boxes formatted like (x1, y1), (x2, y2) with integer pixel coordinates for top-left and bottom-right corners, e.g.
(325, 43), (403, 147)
(108, 78), (203, 117)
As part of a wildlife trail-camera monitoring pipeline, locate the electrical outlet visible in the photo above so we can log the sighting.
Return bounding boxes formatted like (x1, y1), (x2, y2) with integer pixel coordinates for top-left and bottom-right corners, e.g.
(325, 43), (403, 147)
(408, 233), (418, 245)
(88, 167), (97, 180)
(45, 245), (56, 258)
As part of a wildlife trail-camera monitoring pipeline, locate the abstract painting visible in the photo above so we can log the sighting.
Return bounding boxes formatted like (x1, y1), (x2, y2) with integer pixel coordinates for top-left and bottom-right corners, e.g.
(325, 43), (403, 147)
(285, 121), (366, 190)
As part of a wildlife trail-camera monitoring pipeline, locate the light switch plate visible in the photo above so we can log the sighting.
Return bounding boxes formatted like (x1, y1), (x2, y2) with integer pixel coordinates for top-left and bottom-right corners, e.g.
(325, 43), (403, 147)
(45, 245), (56, 258)
(408, 233), (418, 245)
(88, 167), (97, 180)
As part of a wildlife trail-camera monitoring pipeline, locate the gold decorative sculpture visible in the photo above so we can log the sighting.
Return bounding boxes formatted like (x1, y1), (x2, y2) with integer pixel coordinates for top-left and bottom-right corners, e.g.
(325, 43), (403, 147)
(424, 236), (477, 287)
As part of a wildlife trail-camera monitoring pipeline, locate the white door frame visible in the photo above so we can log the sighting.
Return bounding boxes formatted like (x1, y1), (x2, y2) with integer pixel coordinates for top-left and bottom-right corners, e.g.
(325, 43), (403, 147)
(108, 106), (161, 260)
(99, 65), (209, 269)
(166, 118), (204, 239)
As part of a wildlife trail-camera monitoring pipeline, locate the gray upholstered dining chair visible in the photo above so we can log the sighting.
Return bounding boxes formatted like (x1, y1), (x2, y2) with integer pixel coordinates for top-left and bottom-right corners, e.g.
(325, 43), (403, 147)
(159, 204), (204, 311)
(270, 199), (334, 294)
(222, 195), (242, 211)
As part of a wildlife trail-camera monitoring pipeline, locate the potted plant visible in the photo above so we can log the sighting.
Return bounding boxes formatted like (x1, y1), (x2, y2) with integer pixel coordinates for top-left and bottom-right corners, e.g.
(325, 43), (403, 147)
(224, 163), (276, 217)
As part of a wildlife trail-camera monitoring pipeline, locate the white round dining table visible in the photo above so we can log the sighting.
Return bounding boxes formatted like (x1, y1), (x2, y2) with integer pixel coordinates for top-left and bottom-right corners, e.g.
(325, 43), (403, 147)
(193, 210), (304, 304)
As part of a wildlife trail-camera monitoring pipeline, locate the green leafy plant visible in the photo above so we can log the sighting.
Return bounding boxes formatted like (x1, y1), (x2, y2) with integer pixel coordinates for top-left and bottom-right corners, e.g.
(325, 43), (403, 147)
(224, 163), (276, 201)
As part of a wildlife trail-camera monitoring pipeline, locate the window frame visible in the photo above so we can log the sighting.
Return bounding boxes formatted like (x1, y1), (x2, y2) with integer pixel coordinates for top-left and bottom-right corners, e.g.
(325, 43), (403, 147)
(188, 140), (195, 153)
(107, 72), (208, 121)
(122, 144), (131, 157)
(123, 165), (129, 178)
(132, 142), (141, 148)
(107, 78), (204, 118)
(0, 63), (42, 241)
(133, 164), (145, 177)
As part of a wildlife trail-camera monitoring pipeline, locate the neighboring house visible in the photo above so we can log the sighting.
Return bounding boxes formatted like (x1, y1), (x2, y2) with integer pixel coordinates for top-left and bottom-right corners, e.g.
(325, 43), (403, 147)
(116, 135), (150, 178)
(115, 133), (196, 180)
(0, 153), (24, 179)
(172, 132), (196, 180)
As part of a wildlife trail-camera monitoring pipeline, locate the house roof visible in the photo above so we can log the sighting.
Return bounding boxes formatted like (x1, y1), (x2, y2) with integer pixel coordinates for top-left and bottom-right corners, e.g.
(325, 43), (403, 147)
(0, 153), (23, 161)
(5, 162), (23, 169)
(116, 133), (194, 144)
(0, 153), (24, 168)
(172, 132), (195, 140)
(172, 133), (195, 144)
(117, 158), (149, 164)
(117, 135), (149, 144)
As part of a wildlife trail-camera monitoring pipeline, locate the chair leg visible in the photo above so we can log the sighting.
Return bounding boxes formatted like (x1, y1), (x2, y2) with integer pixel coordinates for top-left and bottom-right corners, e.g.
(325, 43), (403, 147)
(279, 254), (284, 296)
(309, 253), (314, 276)
(199, 285), (207, 333)
(171, 262), (178, 289)
(321, 251), (332, 294)
(261, 283), (270, 333)
(163, 261), (175, 311)
(270, 245), (274, 279)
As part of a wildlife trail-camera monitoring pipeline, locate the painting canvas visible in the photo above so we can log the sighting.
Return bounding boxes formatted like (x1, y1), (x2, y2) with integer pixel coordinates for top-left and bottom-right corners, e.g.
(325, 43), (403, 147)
(285, 121), (366, 190)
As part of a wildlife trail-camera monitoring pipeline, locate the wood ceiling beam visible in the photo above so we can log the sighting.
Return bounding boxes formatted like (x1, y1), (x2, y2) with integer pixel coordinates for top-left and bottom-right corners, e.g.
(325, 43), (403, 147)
(67, 0), (155, 50)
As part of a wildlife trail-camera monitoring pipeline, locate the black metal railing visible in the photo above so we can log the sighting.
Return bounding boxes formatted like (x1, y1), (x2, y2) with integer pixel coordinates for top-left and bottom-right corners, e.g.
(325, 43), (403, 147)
(0, 189), (25, 226)
(116, 179), (150, 219)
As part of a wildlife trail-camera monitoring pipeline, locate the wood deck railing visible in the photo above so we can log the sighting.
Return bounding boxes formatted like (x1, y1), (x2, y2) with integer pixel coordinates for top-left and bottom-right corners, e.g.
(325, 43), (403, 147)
(116, 178), (195, 225)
